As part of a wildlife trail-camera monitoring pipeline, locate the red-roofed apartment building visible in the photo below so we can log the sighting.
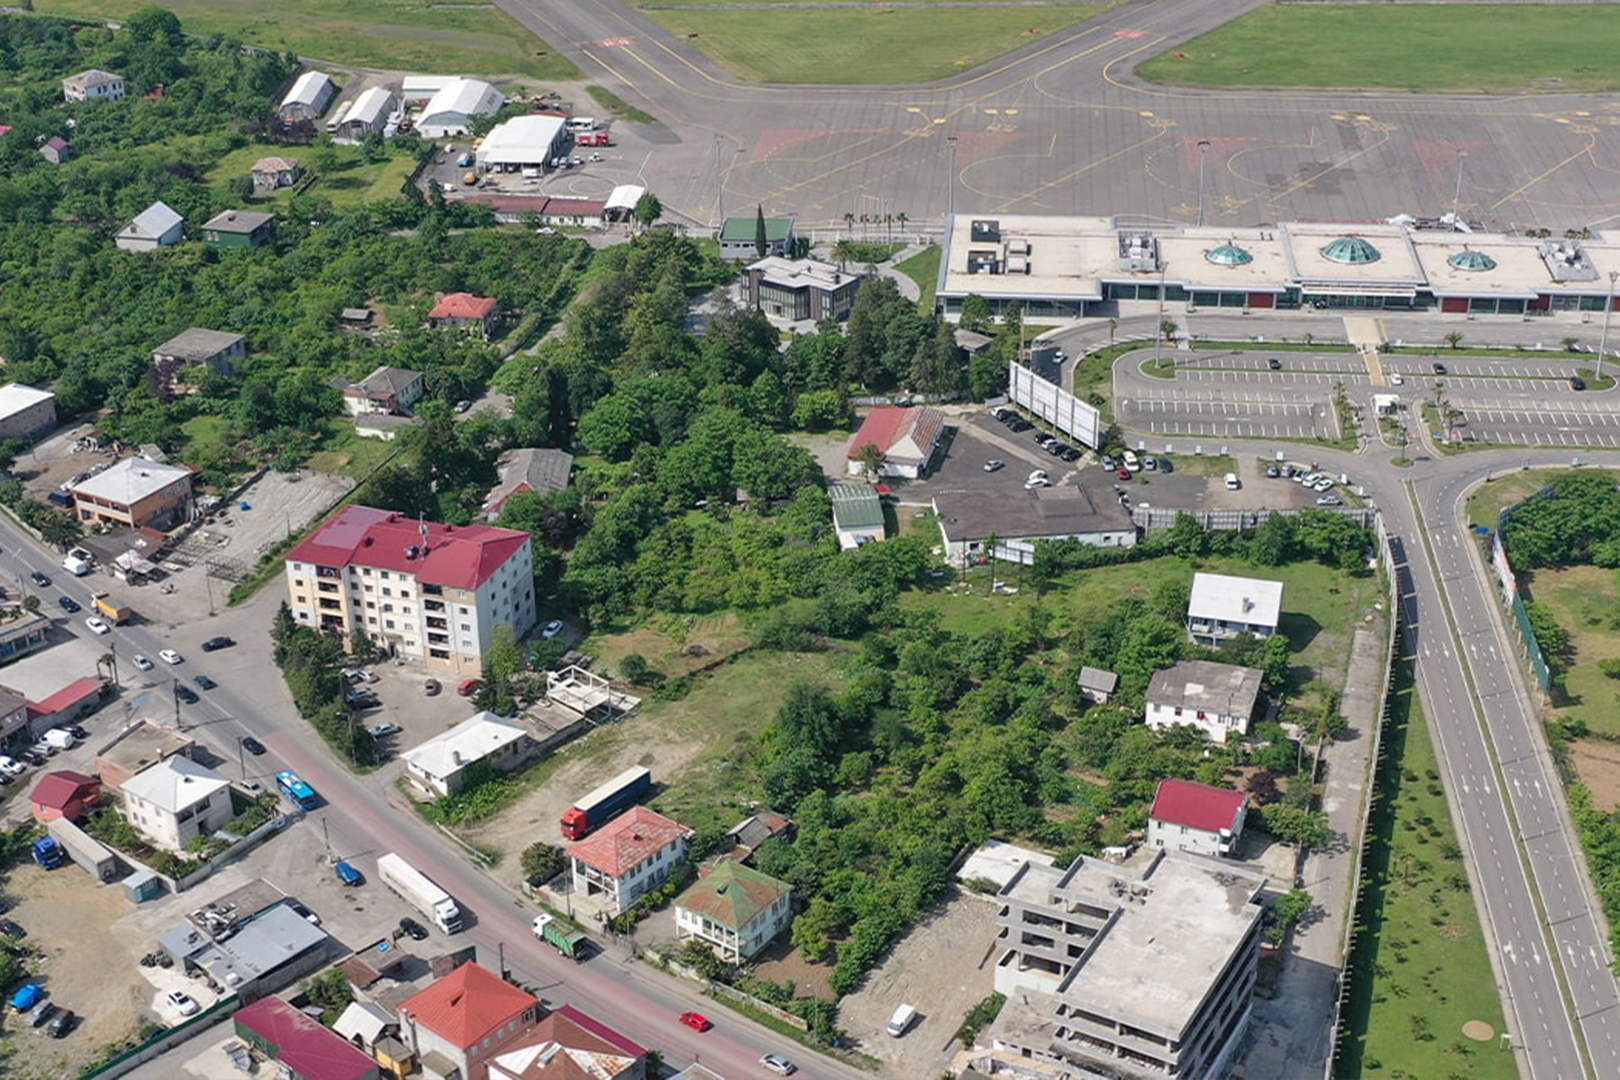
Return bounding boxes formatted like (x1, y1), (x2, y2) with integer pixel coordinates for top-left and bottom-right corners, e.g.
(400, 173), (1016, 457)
(1148, 778), (1247, 859)
(487, 1004), (647, 1080)
(569, 806), (692, 916)
(845, 405), (946, 479)
(284, 505), (536, 677)
(398, 962), (541, 1080)
(428, 293), (501, 341)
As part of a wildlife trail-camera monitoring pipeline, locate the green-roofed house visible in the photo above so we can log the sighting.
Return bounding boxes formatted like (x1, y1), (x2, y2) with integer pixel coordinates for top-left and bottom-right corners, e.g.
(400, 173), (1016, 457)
(829, 483), (884, 550)
(674, 860), (793, 962)
(719, 215), (796, 261)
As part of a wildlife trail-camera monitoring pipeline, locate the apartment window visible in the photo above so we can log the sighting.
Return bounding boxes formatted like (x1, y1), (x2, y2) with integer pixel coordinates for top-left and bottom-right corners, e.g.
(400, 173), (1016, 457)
(381, 587), (392, 597)
(460, 623), (471, 632)
(401, 590), (411, 599)
(430, 648), (450, 660)
(385, 620), (395, 629)
(294, 595), (306, 605)
(368, 617), (378, 625)
(366, 601), (376, 610)
(362, 567), (372, 576)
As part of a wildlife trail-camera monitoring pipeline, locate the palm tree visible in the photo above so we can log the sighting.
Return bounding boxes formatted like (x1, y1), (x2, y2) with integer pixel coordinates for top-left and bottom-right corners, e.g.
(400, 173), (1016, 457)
(1444, 331), (1464, 350)
(1108, 318), (1118, 345)
(97, 651), (117, 686)
(1562, 336), (1581, 353)
(843, 211), (855, 236)
(1160, 318), (1178, 343)
(896, 212), (908, 240)
(832, 238), (856, 271)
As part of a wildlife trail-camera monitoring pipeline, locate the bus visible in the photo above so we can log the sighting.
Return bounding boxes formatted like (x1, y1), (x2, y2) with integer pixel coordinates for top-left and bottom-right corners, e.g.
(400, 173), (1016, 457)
(275, 770), (319, 810)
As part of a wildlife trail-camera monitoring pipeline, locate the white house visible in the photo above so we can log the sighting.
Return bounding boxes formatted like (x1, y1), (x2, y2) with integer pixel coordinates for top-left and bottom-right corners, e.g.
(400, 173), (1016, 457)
(279, 70), (336, 120)
(0, 385), (57, 442)
(846, 405), (945, 478)
(674, 860), (793, 963)
(1186, 572), (1284, 644)
(416, 77), (504, 138)
(397, 962), (541, 1080)
(401, 712), (533, 797)
(339, 365), (426, 416)
(116, 202), (184, 252)
(569, 806), (691, 916)
(119, 756), (232, 852)
(1145, 660), (1265, 741)
(1148, 778), (1248, 859)
(63, 69), (125, 104)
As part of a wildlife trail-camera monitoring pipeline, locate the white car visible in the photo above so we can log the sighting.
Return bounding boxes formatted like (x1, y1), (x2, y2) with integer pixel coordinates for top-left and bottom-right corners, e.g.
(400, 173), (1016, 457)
(1121, 450), (1141, 471)
(85, 617), (110, 635)
(131, 655), (154, 671)
(166, 990), (200, 1017)
(1024, 477), (1049, 490)
(0, 756), (24, 777)
(760, 1054), (798, 1076)
(1317, 495), (1343, 506)
(159, 649), (183, 665)
(1028, 470), (1048, 482)
(1313, 478), (1335, 493)
(542, 620), (564, 640)
(367, 722), (402, 739)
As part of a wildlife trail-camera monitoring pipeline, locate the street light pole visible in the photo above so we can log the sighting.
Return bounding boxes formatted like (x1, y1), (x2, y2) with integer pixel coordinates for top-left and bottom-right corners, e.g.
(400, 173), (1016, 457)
(1599, 270), (1617, 384)
(946, 135), (958, 232)
(1196, 140), (1211, 228)
(713, 134), (724, 229)
(1451, 150), (1468, 225)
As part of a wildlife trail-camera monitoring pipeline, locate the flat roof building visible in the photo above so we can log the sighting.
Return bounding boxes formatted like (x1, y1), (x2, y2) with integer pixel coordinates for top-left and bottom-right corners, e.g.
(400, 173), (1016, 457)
(402, 711), (533, 797)
(989, 849), (1267, 1080)
(0, 384), (56, 442)
(94, 719), (195, 789)
(69, 455), (195, 531)
(933, 484), (1135, 567)
(746, 256), (861, 322)
(160, 902), (332, 999)
(1186, 571), (1284, 644)
(1145, 660), (1265, 741)
(476, 115), (567, 172)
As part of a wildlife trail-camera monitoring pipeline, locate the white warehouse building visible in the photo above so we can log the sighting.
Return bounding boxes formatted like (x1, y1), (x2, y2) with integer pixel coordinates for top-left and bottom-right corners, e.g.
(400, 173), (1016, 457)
(416, 78), (505, 138)
(279, 70), (336, 120)
(476, 115), (567, 173)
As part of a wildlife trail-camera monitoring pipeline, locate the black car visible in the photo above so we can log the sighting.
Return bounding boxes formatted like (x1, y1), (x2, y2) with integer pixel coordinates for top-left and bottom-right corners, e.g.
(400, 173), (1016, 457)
(0, 918), (25, 939)
(194, 675), (217, 691)
(1571, 375), (1587, 391)
(345, 690), (379, 709)
(1159, 457), (1174, 474)
(1432, 362), (1447, 374)
(1046, 441), (1067, 456)
(1267, 357), (1282, 370)
(399, 916), (430, 941)
(1060, 448), (1082, 462)
(175, 685), (199, 705)
(1010, 419), (1033, 432)
(57, 597), (80, 614)
(18, 750), (43, 767)
(201, 636), (235, 652)
(46, 1009), (76, 1038)
(241, 736), (266, 756)
(29, 571), (50, 588)
(66, 724), (88, 740)
(1033, 432), (1053, 445)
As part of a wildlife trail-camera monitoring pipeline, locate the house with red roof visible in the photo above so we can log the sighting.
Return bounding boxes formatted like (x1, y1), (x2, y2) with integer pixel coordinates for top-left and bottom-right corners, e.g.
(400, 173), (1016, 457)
(29, 770), (101, 824)
(284, 505), (536, 678)
(1148, 778), (1248, 859)
(487, 1004), (647, 1080)
(569, 806), (692, 916)
(397, 962), (541, 1080)
(845, 405), (946, 479)
(25, 676), (107, 735)
(428, 292), (501, 341)
(233, 995), (380, 1080)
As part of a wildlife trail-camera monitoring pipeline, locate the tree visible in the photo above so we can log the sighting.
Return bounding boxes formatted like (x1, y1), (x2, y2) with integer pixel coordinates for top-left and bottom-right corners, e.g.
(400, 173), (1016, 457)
(36, 510), (81, 549)
(959, 293), (994, 334)
(792, 389), (849, 432)
(1444, 330), (1464, 349)
(633, 192), (662, 230)
(1160, 318), (1178, 343)
(909, 320), (964, 396)
(1262, 805), (1333, 852)
(1562, 336), (1581, 353)
(754, 204), (768, 258)
(853, 442), (887, 480)
(832, 238), (855, 271)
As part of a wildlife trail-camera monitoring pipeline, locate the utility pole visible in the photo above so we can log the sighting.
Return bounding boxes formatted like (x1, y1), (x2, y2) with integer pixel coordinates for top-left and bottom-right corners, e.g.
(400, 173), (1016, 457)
(1598, 270), (1617, 384)
(237, 736), (247, 782)
(321, 816), (332, 864)
(1451, 150), (1468, 225)
(1154, 259), (1169, 369)
(1196, 140), (1212, 228)
(713, 134), (724, 229)
(946, 135), (958, 232)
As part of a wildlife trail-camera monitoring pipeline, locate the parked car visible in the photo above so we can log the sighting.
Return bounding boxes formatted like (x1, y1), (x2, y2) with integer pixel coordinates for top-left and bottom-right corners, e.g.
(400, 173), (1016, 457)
(457, 679), (480, 697)
(166, 990), (200, 1017)
(1313, 478), (1335, 492)
(1317, 495), (1344, 506)
(1117, 467), (1132, 480)
(29, 571), (50, 588)
(58, 597), (80, 613)
(760, 1053), (798, 1075)
(982, 460), (1005, 472)
(454, 399), (472, 413)
(1009, 419), (1033, 432)
(1100, 455), (1117, 471)
(1121, 450), (1140, 472)
(1159, 457), (1173, 474)
(175, 685), (199, 705)
(1028, 470), (1048, 482)
(367, 722), (401, 739)
(1267, 357), (1282, 370)
(46, 1008), (76, 1038)
(680, 1011), (713, 1032)
(194, 675), (217, 691)
(29, 740), (54, 758)
(1143, 455), (1157, 471)
(0, 757), (24, 777)
(159, 649), (183, 665)
(1024, 477), (1048, 490)
(1033, 432), (1054, 445)
(0, 918), (24, 939)
(345, 690), (379, 709)
(542, 619), (565, 639)
(1265, 464), (1280, 478)
(84, 617), (110, 635)
(66, 724), (88, 740)
(132, 655), (154, 671)
(19, 750), (44, 767)
(10, 983), (40, 1011)
(27, 999), (55, 1028)
(1432, 362), (1447, 374)
(1060, 448), (1082, 462)
(287, 901), (319, 926)
(241, 736), (266, 756)
(1571, 375), (1587, 391)
(399, 916), (429, 941)
(423, 678), (441, 697)
(334, 861), (364, 887)
(1045, 441), (1067, 456)
(201, 636), (235, 652)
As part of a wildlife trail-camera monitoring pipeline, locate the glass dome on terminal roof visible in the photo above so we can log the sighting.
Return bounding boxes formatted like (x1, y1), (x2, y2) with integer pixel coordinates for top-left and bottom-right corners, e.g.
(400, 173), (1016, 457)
(1205, 242), (1254, 266)
(1321, 236), (1382, 265)
(1447, 248), (1497, 272)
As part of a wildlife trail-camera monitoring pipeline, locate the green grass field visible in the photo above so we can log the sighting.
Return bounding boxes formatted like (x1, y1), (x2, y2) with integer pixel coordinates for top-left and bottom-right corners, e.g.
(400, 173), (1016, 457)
(1338, 663), (1515, 1079)
(895, 245), (940, 315)
(202, 142), (417, 207)
(303, 425), (401, 478)
(631, 3), (1107, 84)
(1136, 4), (1620, 92)
(1464, 468), (1576, 531)
(36, 0), (580, 81)
(1525, 565), (1620, 739)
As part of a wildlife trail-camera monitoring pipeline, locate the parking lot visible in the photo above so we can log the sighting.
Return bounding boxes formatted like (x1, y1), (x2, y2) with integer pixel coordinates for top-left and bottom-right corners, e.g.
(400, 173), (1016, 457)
(1451, 399), (1620, 447)
(1120, 392), (1338, 441)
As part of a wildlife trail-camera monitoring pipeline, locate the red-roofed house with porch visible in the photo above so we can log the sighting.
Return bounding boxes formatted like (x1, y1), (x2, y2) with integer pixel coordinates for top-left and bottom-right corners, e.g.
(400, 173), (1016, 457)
(487, 1004), (647, 1080)
(284, 505), (536, 677)
(845, 405), (946, 479)
(1148, 778), (1247, 859)
(29, 770), (101, 823)
(428, 293), (501, 341)
(569, 806), (692, 916)
(233, 995), (380, 1080)
(398, 962), (541, 1080)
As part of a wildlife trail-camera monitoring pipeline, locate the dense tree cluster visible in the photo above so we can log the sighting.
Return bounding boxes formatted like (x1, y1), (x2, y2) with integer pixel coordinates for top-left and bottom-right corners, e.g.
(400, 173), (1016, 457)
(1501, 472), (1620, 568)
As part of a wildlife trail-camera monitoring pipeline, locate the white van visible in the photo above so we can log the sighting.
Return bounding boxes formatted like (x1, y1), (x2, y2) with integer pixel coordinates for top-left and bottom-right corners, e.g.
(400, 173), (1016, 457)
(1389, 371), (1404, 386)
(888, 1003), (917, 1037)
(62, 555), (91, 576)
(565, 116), (597, 133)
(44, 729), (75, 751)
(1121, 450), (1141, 472)
(1224, 473), (1241, 490)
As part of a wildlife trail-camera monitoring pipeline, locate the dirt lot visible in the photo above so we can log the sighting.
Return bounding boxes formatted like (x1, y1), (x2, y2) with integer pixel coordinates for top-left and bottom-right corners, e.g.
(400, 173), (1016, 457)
(1572, 738), (1620, 812)
(14, 423), (114, 506)
(0, 861), (149, 1079)
(835, 886), (998, 1077)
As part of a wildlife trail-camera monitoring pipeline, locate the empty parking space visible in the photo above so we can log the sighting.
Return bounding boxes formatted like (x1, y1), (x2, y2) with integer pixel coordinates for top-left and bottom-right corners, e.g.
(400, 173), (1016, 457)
(1120, 394), (1336, 440)
(1454, 403), (1620, 447)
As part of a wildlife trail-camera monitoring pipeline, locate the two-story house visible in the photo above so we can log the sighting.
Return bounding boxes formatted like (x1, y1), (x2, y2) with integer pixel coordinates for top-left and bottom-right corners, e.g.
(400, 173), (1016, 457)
(1147, 778), (1248, 859)
(397, 962), (541, 1080)
(63, 69), (126, 104)
(569, 806), (691, 916)
(674, 860), (793, 963)
(119, 756), (232, 852)
(428, 293), (500, 341)
(1144, 660), (1265, 742)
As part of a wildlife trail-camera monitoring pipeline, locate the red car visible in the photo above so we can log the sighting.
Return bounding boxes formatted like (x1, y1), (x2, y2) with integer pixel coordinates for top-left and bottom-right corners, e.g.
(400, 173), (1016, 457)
(679, 1011), (712, 1032)
(1116, 467), (1132, 480)
(457, 678), (481, 697)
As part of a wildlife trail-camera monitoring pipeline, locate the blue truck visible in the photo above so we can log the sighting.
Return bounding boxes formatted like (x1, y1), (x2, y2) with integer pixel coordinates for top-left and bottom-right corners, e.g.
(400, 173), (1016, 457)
(559, 767), (651, 840)
(31, 837), (66, 870)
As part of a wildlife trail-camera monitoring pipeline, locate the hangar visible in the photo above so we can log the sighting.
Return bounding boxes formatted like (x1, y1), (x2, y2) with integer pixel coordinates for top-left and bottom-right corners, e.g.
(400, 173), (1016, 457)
(416, 78), (504, 138)
(475, 115), (568, 173)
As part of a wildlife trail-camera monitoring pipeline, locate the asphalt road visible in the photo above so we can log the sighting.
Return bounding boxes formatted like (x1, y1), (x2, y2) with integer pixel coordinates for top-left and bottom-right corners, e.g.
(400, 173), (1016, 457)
(0, 523), (845, 1080)
(496, 0), (1620, 231)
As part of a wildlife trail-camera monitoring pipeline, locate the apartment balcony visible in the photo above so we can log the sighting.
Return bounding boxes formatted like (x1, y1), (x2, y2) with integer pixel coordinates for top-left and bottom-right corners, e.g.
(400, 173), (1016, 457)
(317, 581), (339, 594)
(315, 565), (342, 580)
(424, 599), (446, 613)
(318, 598), (343, 612)
(426, 616), (448, 631)
(427, 632), (449, 646)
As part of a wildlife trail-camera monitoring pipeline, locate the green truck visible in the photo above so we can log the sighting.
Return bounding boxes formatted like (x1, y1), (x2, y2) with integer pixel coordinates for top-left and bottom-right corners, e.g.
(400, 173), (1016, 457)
(532, 913), (587, 960)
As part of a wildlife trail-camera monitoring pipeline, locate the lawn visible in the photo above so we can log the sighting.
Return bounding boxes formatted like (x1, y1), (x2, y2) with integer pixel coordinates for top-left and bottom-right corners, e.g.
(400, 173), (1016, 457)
(303, 426), (401, 478)
(904, 552), (1376, 687)
(202, 142), (417, 207)
(895, 245), (940, 315)
(1337, 661), (1515, 1079)
(1525, 565), (1620, 736)
(1136, 4), (1620, 93)
(631, 3), (1108, 84)
(35, 0), (580, 81)
(1465, 468), (1574, 531)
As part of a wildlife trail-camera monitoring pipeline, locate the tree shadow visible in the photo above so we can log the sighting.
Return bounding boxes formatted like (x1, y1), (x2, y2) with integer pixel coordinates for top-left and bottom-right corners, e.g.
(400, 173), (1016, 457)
(1279, 611), (1322, 654)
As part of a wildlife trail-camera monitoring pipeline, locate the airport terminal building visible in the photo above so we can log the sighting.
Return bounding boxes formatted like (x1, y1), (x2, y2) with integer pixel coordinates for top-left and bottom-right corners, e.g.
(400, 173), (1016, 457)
(936, 214), (1620, 320)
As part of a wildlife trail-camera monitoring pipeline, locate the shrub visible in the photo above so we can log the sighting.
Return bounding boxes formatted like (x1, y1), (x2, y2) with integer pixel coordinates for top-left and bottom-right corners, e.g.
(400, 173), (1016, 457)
(520, 841), (567, 887)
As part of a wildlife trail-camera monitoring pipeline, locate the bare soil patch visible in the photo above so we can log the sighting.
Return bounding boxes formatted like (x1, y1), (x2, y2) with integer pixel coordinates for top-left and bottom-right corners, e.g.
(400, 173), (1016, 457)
(1571, 737), (1620, 812)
